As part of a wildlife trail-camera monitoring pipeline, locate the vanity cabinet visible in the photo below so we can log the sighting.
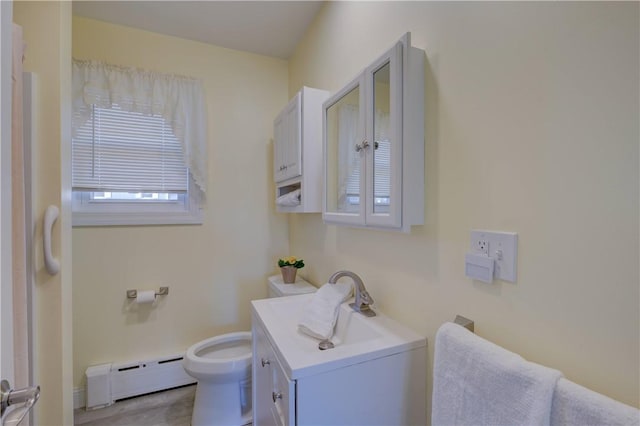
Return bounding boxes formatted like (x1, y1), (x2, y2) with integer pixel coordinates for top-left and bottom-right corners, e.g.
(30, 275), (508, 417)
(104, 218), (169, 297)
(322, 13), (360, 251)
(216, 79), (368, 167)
(273, 86), (329, 213)
(253, 318), (294, 425)
(323, 33), (425, 231)
(251, 297), (427, 426)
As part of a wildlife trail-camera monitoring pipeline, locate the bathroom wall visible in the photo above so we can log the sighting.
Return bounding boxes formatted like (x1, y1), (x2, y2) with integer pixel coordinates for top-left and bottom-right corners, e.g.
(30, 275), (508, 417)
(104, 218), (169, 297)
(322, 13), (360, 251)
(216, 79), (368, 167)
(71, 17), (289, 390)
(288, 1), (639, 409)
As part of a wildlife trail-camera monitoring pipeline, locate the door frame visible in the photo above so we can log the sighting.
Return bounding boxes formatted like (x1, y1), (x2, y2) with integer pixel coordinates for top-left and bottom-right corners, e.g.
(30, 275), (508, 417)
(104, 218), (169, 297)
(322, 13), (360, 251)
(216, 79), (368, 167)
(1, 0), (14, 385)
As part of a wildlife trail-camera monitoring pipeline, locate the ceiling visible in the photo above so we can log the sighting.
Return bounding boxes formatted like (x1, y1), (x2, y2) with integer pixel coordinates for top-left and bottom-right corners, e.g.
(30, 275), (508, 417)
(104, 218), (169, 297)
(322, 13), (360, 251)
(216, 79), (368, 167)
(72, 1), (325, 59)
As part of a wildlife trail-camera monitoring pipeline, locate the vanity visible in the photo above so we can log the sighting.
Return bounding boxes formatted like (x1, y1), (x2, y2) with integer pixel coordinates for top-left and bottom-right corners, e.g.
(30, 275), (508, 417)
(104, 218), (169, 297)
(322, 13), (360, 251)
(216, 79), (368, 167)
(251, 294), (427, 425)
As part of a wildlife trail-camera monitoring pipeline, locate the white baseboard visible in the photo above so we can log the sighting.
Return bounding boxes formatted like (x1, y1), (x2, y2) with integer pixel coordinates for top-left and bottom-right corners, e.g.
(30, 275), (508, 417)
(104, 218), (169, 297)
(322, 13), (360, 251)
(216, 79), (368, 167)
(73, 387), (85, 410)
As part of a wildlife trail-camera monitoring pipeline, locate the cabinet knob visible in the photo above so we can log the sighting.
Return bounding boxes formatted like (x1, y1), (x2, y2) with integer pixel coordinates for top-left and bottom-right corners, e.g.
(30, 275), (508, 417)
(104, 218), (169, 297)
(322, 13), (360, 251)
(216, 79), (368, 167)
(272, 391), (282, 403)
(261, 358), (270, 367)
(355, 140), (370, 152)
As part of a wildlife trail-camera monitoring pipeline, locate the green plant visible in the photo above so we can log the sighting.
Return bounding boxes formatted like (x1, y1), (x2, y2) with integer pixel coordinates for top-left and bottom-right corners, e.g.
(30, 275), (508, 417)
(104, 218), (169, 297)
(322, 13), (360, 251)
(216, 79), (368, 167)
(278, 256), (305, 269)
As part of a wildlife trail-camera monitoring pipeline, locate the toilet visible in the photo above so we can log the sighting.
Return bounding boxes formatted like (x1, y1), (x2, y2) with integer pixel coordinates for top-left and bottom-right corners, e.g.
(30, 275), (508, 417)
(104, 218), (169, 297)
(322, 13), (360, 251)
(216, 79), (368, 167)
(183, 274), (316, 426)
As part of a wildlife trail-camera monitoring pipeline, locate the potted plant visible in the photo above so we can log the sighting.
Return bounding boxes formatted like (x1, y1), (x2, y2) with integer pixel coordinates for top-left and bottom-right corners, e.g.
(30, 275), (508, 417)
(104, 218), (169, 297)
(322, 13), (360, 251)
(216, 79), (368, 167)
(278, 256), (305, 283)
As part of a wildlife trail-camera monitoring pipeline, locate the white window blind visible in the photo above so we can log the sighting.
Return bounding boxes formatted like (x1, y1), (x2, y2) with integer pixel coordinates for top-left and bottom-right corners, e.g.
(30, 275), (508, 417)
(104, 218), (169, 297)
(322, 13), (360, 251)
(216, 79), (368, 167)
(72, 59), (208, 194)
(72, 104), (188, 193)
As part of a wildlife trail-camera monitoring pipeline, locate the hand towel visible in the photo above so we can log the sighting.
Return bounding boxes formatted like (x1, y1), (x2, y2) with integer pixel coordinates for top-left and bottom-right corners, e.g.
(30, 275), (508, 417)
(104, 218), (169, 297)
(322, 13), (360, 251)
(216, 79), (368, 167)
(432, 322), (563, 426)
(298, 281), (353, 340)
(276, 189), (301, 206)
(550, 377), (639, 426)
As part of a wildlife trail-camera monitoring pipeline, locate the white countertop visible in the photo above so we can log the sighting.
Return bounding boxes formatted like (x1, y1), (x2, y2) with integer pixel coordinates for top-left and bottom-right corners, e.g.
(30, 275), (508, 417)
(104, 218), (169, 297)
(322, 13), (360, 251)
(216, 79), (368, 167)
(251, 293), (427, 380)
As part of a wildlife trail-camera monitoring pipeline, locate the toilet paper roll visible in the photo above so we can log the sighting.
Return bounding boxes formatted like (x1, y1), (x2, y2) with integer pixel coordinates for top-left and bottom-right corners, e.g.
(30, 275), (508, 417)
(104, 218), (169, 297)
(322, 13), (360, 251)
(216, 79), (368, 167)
(135, 290), (156, 304)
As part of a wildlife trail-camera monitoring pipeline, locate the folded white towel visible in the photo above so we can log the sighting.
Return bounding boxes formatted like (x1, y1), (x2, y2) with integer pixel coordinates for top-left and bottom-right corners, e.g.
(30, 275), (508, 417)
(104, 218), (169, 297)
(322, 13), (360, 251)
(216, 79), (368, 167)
(276, 189), (301, 206)
(298, 281), (353, 340)
(551, 377), (639, 426)
(432, 322), (563, 426)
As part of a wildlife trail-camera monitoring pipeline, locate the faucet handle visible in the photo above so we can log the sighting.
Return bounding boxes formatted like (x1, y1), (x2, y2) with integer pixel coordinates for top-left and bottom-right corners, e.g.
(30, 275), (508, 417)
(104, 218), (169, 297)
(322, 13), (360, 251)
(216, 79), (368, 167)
(359, 290), (374, 306)
(351, 291), (376, 317)
(350, 300), (376, 317)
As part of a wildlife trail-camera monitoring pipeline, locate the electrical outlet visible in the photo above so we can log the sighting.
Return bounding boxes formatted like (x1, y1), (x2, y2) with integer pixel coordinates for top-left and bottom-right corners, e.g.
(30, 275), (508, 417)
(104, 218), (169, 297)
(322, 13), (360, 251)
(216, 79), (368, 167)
(476, 239), (489, 254)
(469, 230), (518, 282)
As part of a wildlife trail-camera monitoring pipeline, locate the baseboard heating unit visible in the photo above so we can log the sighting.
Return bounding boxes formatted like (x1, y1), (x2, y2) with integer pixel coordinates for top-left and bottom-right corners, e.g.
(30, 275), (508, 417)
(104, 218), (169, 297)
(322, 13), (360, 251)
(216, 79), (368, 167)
(85, 354), (196, 409)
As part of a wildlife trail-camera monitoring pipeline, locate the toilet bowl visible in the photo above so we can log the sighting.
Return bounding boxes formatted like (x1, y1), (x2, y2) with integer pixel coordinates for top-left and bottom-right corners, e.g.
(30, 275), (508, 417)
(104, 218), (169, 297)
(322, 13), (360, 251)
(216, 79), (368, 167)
(184, 275), (317, 425)
(184, 332), (252, 426)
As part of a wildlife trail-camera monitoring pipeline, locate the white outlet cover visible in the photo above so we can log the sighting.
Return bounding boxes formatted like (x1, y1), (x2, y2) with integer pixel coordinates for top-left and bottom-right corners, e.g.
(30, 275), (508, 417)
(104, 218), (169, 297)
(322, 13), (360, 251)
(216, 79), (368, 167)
(470, 230), (518, 282)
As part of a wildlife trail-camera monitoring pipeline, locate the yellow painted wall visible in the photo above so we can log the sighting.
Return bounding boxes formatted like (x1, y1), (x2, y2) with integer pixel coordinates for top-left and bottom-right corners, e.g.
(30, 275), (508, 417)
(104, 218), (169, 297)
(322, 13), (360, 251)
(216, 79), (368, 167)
(289, 1), (639, 410)
(13, 1), (73, 424)
(71, 17), (289, 390)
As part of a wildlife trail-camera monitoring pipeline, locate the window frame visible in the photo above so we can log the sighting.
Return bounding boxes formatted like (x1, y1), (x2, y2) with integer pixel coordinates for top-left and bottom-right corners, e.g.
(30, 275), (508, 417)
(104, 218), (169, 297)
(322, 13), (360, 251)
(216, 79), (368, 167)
(72, 175), (203, 226)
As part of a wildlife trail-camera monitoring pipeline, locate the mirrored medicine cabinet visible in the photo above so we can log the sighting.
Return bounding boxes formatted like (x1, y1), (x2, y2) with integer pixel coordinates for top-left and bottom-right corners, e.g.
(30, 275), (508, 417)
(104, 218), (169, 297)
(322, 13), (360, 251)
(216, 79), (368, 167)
(323, 33), (425, 232)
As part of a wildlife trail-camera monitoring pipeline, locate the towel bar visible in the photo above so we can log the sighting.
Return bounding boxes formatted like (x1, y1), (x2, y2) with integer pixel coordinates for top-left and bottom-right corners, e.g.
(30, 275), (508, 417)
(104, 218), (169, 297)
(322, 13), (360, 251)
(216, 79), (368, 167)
(454, 315), (474, 332)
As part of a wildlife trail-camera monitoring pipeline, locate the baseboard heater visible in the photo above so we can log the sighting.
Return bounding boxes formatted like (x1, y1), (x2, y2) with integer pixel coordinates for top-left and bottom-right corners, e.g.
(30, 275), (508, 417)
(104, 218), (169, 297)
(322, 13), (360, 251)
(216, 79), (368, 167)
(85, 353), (196, 409)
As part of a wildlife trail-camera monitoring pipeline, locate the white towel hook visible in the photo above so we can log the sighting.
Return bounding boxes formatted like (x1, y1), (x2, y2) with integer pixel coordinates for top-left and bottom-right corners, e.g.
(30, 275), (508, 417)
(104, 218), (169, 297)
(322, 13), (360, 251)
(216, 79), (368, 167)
(43, 205), (60, 275)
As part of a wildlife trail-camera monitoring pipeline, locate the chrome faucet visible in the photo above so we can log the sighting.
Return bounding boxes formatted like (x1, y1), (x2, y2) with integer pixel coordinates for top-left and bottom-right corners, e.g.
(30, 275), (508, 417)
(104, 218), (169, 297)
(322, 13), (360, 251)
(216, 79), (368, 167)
(328, 270), (376, 317)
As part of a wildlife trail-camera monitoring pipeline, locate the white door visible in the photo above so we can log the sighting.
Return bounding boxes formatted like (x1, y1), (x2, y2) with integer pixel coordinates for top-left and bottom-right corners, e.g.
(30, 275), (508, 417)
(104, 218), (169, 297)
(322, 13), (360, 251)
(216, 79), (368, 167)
(1, 3), (40, 424)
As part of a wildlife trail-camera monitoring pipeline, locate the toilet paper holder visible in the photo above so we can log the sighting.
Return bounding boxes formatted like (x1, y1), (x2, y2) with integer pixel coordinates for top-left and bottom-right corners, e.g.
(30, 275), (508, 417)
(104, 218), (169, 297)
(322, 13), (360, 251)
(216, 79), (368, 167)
(126, 287), (169, 299)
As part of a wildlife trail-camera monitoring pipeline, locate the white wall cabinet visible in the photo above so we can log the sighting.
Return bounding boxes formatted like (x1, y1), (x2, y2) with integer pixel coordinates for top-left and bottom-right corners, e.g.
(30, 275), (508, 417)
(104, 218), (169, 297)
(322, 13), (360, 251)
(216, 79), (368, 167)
(274, 96), (301, 183)
(323, 33), (425, 231)
(274, 86), (329, 213)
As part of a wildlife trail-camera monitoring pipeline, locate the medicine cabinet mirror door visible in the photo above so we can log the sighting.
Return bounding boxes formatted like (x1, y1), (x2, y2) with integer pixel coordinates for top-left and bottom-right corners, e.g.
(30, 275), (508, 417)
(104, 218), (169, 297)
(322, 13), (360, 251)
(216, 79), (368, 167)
(324, 41), (403, 229)
(323, 76), (367, 226)
(365, 42), (403, 228)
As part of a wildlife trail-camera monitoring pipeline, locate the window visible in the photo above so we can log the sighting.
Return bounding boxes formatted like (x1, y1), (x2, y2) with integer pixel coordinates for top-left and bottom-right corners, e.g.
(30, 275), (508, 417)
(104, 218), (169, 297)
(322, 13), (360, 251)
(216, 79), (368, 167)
(72, 104), (202, 225)
(71, 59), (208, 226)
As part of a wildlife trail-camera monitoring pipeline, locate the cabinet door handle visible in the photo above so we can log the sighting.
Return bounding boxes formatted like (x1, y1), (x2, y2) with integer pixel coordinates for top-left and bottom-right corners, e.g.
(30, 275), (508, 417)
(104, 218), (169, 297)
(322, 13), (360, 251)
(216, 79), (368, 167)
(355, 140), (370, 152)
(272, 391), (282, 403)
(261, 358), (270, 367)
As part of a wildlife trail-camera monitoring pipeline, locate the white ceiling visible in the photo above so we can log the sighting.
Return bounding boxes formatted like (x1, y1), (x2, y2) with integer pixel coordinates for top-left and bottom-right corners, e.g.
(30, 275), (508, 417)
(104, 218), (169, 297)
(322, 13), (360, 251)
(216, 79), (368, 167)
(72, 1), (325, 59)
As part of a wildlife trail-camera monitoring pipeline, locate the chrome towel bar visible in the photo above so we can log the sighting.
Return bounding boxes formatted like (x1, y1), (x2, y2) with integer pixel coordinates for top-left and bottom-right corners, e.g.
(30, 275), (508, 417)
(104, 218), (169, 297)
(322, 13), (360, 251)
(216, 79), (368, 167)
(454, 315), (474, 332)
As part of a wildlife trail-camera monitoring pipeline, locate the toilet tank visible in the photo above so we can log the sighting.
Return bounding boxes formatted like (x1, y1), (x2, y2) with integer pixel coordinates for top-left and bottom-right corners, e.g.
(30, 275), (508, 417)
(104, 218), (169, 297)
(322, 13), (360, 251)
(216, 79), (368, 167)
(268, 274), (317, 298)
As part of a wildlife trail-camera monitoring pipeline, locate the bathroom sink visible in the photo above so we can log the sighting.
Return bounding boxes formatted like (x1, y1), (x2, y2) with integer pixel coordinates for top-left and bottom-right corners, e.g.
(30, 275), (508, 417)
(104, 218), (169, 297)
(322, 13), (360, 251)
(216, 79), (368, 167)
(251, 293), (427, 380)
(268, 295), (382, 348)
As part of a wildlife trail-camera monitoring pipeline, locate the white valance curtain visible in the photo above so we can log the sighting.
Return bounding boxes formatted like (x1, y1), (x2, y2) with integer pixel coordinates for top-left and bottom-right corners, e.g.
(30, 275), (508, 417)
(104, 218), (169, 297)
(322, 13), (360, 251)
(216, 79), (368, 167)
(72, 59), (208, 193)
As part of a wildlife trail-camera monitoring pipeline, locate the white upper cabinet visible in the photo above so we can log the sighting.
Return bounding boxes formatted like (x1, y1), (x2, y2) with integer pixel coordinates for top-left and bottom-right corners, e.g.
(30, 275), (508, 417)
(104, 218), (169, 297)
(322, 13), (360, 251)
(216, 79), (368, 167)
(274, 93), (302, 183)
(274, 86), (329, 213)
(323, 33), (425, 231)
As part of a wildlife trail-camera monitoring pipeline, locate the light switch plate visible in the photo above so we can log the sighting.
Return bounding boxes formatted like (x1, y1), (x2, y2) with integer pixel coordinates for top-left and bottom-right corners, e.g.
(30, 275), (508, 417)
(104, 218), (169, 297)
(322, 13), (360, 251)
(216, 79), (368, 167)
(470, 230), (518, 282)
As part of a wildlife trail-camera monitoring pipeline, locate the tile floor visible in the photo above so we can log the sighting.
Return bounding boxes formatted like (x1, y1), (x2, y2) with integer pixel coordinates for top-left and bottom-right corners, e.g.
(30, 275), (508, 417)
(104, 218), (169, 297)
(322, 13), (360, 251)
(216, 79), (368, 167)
(73, 385), (196, 426)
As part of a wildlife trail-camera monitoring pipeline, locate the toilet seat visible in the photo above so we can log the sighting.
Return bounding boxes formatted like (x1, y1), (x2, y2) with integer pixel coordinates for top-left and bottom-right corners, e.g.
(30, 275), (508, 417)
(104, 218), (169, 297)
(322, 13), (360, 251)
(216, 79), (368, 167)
(184, 331), (252, 382)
